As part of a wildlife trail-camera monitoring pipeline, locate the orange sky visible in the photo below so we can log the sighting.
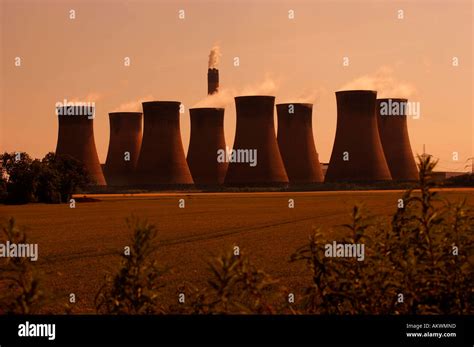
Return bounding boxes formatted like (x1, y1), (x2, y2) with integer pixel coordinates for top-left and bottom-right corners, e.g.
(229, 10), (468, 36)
(1, 0), (472, 172)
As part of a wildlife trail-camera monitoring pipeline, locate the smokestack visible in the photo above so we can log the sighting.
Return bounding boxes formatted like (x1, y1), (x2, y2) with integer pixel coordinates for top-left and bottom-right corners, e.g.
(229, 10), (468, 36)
(104, 112), (143, 186)
(224, 96), (288, 186)
(207, 68), (219, 95)
(325, 90), (392, 182)
(276, 103), (324, 183)
(134, 101), (193, 187)
(187, 108), (228, 185)
(55, 105), (106, 185)
(376, 98), (418, 181)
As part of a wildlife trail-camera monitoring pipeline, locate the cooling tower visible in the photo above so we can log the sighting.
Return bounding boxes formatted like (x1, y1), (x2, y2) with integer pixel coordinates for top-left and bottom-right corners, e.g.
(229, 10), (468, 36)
(134, 101), (193, 187)
(208, 68), (219, 95)
(325, 90), (392, 182)
(187, 108), (228, 185)
(276, 103), (324, 184)
(224, 96), (288, 186)
(377, 98), (418, 181)
(104, 112), (143, 186)
(55, 105), (106, 185)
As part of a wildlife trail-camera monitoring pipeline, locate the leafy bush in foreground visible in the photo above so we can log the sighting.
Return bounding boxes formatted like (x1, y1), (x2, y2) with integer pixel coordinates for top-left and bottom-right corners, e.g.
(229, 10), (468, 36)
(171, 248), (287, 314)
(290, 155), (473, 314)
(95, 217), (166, 314)
(0, 218), (44, 314)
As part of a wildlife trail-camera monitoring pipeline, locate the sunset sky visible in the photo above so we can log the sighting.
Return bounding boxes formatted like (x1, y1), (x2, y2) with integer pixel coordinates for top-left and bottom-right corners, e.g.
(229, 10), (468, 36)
(1, 0), (472, 172)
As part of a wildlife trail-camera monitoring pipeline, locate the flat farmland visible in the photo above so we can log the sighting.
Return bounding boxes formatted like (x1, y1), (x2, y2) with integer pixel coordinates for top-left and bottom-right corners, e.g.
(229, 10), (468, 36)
(1, 189), (473, 313)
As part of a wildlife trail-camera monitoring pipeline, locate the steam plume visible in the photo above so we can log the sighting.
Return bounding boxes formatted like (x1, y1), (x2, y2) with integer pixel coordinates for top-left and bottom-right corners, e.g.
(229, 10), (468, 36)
(193, 76), (280, 108)
(111, 94), (155, 112)
(208, 45), (221, 69)
(339, 66), (417, 98)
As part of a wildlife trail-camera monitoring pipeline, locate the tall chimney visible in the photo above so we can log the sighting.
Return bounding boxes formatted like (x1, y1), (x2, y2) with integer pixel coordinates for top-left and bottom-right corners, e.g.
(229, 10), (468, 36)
(224, 95), (288, 186)
(55, 105), (106, 185)
(207, 68), (219, 95)
(187, 108), (228, 185)
(134, 101), (193, 187)
(104, 112), (143, 186)
(277, 103), (324, 183)
(325, 90), (392, 182)
(376, 98), (418, 181)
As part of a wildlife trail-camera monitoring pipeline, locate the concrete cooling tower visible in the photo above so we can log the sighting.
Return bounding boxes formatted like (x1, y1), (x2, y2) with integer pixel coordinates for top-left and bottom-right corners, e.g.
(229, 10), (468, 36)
(55, 105), (106, 185)
(276, 103), (324, 184)
(104, 112), (143, 186)
(224, 96), (288, 186)
(208, 68), (219, 95)
(134, 101), (193, 187)
(187, 108), (228, 185)
(377, 98), (418, 181)
(325, 90), (392, 182)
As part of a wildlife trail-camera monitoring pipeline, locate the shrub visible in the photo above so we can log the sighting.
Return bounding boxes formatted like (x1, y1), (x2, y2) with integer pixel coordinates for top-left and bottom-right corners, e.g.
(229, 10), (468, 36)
(95, 217), (166, 314)
(0, 218), (44, 314)
(291, 155), (474, 314)
(173, 248), (286, 314)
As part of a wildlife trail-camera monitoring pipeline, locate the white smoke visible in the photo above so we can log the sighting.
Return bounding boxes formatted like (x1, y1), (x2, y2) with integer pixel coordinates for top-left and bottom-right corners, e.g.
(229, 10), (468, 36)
(240, 76), (279, 96)
(280, 87), (326, 104)
(193, 88), (235, 108)
(111, 94), (155, 112)
(208, 45), (222, 69)
(338, 66), (417, 99)
(192, 76), (280, 108)
(69, 91), (103, 103)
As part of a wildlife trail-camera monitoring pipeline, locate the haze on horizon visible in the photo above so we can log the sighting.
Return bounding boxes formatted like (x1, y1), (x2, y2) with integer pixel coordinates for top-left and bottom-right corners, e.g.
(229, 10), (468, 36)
(1, 0), (472, 173)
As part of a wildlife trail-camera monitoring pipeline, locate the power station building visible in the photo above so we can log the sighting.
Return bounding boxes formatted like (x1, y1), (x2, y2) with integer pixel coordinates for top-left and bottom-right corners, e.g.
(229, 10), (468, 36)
(224, 96), (288, 186)
(276, 103), (324, 184)
(187, 108), (228, 185)
(325, 90), (392, 182)
(55, 105), (106, 185)
(104, 112), (143, 186)
(377, 98), (418, 181)
(134, 101), (194, 187)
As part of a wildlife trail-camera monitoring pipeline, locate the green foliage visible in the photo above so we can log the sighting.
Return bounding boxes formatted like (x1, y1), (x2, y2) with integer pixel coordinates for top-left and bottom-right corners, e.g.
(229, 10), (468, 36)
(95, 217), (166, 314)
(291, 154), (473, 314)
(40, 152), (91, 203)
(0, 152), (37, 204)
(0, 218), (44, 314)
(0, 151), (90, 204)
(173, 248), (285, 314)
(0, 171), (8, 201)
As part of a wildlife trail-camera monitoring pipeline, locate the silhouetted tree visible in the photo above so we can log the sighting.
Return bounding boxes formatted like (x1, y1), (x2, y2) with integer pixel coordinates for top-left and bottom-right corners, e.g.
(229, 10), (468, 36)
(0, 152), (37, 204)
(0, 152), (91, 204)
(42, 152), (91, 202)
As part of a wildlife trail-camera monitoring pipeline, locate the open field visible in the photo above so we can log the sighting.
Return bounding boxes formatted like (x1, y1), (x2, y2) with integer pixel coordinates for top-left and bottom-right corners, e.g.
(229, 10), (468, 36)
(1, 188), (473, 313)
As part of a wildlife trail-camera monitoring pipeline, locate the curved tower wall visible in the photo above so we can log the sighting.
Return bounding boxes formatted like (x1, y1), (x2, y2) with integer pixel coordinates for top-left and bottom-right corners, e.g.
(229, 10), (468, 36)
(55, 105), (106, 185)
(104, 112), (143, 186)
(377, 98), (418, 181)
(276, 103), (324, 183)
(224, 95), (288, 186)
(134, 101), (193, 186)
(325, 90), (392, 182)
(187, 108), (228, 185)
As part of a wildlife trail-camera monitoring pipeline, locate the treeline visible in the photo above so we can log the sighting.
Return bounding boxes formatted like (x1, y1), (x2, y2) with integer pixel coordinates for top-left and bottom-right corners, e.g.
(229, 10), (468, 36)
(0, 152), (91, 204)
